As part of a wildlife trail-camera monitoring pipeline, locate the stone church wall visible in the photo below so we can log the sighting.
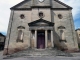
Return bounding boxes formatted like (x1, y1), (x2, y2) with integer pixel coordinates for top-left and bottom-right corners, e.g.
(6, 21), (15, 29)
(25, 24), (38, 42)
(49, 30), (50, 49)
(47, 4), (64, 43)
(32, 8), (51, 22)
(4, 8), (52, 55)
(4, 10), (32, 55)
(53, 10), (78, 52)
(3, 0), (79, 55)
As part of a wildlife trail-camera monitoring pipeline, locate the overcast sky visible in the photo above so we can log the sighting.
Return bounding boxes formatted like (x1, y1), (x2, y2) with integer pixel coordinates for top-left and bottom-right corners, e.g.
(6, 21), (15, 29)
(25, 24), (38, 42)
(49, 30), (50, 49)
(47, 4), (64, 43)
(0, 0), (80, 35)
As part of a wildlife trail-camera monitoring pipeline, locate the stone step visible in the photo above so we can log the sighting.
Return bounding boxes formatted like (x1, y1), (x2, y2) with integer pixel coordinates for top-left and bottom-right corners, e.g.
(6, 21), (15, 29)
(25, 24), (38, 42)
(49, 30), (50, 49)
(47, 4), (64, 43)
(4, 48), (73, 59)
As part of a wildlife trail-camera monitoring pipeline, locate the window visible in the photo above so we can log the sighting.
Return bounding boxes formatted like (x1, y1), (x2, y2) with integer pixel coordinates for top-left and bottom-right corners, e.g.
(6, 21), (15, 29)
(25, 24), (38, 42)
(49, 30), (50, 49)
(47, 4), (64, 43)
(17, 26), (25, 42)
(20, 14), (25, 19)
(60, 30), (64, 40)
(59, 29), (66, 42)
(39, 12), (44, 18)
(58, 26), (65, 29)
(17, 26), (25, 29)
(58, 26), (66, 42)
(58, 14), (63, 19)
(17, 30), (24, 42)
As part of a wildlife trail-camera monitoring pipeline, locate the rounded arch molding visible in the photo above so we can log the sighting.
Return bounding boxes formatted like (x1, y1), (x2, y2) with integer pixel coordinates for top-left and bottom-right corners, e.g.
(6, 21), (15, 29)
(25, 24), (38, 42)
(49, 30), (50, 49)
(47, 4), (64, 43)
(17, 26), (25, 29)
(58, 26), (65, 29)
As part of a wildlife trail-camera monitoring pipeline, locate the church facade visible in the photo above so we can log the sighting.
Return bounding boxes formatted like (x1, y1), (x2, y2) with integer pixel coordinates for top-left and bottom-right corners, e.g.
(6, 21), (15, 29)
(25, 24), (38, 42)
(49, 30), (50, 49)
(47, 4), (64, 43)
(4, 0), (79, 55)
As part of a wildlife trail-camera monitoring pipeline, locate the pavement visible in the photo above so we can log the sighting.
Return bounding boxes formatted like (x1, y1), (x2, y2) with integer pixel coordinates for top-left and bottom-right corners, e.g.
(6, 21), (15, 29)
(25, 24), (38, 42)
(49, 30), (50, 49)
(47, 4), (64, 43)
(0, 51), (4, 59)
(2, 56), (80, 60)
(0, 51), (80, 60)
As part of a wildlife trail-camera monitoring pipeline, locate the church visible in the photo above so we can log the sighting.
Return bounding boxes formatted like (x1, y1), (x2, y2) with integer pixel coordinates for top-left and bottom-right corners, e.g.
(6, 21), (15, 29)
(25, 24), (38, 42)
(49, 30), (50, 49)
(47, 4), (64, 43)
(4, 0), (79, 55)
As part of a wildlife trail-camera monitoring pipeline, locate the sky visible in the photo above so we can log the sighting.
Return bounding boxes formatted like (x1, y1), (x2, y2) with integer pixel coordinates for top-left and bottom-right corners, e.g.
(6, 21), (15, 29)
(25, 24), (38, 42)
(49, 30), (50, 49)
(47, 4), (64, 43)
(0, 0), (80, 35)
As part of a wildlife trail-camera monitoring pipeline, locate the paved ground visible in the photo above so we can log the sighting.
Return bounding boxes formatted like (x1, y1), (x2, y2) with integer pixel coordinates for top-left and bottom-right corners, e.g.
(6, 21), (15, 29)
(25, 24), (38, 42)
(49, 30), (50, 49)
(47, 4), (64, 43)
(0, 51), (80, 60)
(2, 56), (80, 60)
(0, 51), (4, 59)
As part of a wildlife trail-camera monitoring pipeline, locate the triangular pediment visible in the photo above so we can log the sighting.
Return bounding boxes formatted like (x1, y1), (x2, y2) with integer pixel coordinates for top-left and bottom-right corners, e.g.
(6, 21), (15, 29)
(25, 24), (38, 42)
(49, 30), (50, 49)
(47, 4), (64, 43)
(28, 19), (54, 26)
(10, 0), (72, 10)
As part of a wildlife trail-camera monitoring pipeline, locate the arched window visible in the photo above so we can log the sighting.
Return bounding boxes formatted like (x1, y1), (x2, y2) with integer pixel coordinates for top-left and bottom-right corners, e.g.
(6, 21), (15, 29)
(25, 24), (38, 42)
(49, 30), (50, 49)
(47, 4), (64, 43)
(17, 30), (24, 42)
(60, 30), (65, 40)
(58, 26), (65, 29)
(58, 26), (66, 42)
(17, 26), (25, 42)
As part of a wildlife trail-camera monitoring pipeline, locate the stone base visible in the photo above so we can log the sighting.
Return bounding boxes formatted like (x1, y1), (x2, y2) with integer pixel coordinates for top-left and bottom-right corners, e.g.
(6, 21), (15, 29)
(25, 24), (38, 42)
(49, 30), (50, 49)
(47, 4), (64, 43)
(65, 48), (79, 53)
(3, 48), (26, 55)
(3, 47), (79, 56)
(3, 48), (73, 59)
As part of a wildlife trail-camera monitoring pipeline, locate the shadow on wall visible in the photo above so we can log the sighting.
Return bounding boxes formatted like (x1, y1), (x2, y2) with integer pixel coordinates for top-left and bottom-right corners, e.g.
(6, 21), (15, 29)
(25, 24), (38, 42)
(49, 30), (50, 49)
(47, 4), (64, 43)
(3, 42), (29, 55)
(53, 28), (68, 51)
(53, 28), (79, 52)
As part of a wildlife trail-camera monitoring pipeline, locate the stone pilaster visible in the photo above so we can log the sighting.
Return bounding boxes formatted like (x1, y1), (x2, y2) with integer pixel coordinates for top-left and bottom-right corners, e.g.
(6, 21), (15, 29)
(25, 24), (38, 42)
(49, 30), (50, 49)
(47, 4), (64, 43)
(45, 30), (48, 48)
(51, 30), (54, 47)
(35, 30), (37, 48)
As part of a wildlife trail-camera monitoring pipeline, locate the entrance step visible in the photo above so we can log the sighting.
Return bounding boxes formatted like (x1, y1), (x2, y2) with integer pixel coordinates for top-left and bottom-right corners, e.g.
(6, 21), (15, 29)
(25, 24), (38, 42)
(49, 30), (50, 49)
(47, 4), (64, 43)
(4, 48), (73, 59)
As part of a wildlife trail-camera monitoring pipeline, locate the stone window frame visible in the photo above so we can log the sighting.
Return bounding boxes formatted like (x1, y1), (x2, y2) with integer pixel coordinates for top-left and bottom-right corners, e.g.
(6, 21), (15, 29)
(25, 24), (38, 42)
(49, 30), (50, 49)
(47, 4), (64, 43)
(17, 26), (25, 43)
(58, 14), (63, 19)
(58, 26), (66, 42)
(38, 11), (45, 19)
(20, 14), (25, 19)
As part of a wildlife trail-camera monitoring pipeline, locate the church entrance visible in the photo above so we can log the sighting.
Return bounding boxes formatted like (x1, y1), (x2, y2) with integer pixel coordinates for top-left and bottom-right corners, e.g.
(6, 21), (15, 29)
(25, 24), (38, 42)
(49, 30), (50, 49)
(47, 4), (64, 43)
(37, 30), (45, 49)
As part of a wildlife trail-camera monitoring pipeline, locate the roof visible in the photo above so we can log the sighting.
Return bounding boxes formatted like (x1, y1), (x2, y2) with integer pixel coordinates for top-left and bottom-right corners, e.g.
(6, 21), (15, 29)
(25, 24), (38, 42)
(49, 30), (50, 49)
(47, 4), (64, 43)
(10, 0), (72, 10)
(54, 0), (72, 9)
(75, 28), (80, 31)
(0, 33), (5, 37)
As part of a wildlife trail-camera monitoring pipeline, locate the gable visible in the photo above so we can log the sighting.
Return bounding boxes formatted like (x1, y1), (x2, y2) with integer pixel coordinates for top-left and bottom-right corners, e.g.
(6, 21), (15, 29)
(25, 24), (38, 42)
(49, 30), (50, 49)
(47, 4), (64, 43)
(11, 0), (31, 10)
(10, 0), (72, 10)
(28, 19), (54, 26)
(52, 0), (72, 9)
(36, 22), (48, 25)
(52, 0), (67, 8)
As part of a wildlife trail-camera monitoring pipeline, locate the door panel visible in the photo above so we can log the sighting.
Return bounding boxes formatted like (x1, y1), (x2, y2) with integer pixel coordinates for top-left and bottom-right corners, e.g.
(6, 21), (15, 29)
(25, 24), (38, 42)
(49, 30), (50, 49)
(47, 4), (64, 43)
(37, 31), (45, 49)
